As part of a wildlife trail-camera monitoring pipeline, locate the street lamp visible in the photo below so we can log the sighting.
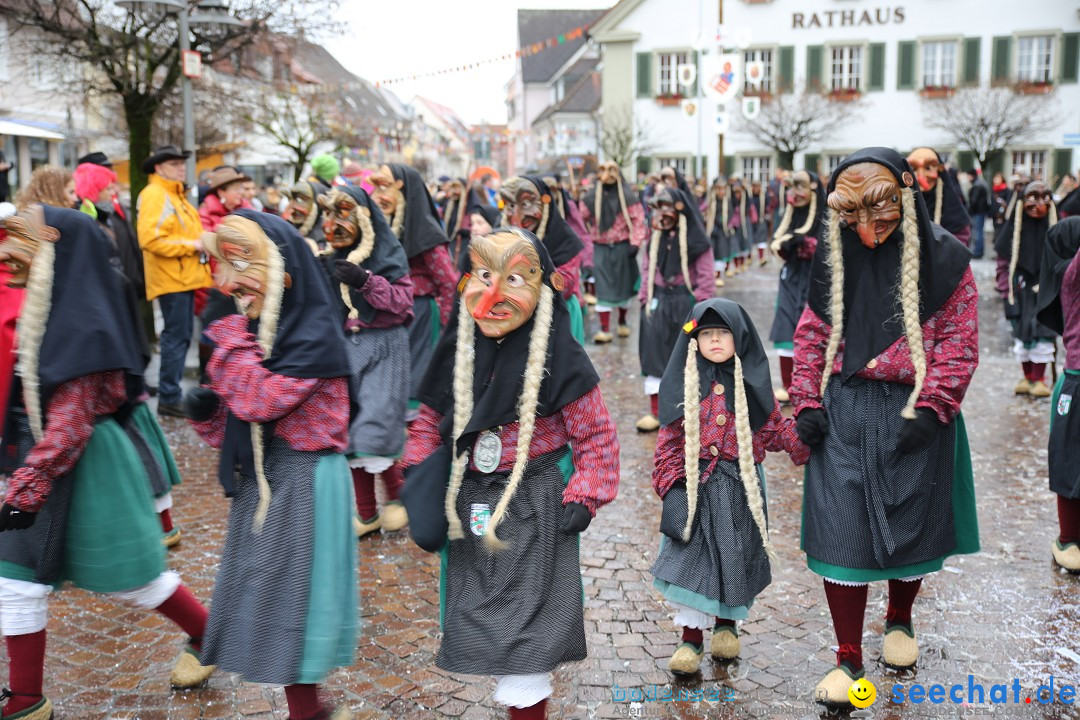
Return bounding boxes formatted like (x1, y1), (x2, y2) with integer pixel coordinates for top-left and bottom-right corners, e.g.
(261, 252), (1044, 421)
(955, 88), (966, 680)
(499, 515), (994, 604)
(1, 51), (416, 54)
(113, 0), (243, 199)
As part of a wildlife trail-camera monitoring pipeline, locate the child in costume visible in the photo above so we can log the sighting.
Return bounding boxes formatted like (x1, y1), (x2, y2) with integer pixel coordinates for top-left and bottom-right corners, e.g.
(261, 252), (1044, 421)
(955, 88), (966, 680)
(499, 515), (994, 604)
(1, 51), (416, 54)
(186, 211), (357, 720)
(402, 228), (619, 719)
(791, 148), (979, 707)
(651, 298), (809, 676)
(703, 176), (731, 287)
(1035, 217), (1080, 571)
(318, 186), (413, 538)
(0, 206), (215, 720)
(636, 187), (714, 433)
(768, 171), (826, 404)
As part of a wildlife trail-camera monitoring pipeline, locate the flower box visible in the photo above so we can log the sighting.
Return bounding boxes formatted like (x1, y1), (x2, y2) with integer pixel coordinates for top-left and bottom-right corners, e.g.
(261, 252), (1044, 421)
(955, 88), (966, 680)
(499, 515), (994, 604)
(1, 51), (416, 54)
(828, 88), (861, 102)
(920, 86), (955, 99)
(655, 95), (683, 106)
(1017, 81), (1054, 95)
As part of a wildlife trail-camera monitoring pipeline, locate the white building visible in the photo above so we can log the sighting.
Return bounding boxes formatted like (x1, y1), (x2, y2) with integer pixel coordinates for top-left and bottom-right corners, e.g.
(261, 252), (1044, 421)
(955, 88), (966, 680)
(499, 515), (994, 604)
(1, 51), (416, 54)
(591, 0), (1080, 183)
(409, 96), (474, 179)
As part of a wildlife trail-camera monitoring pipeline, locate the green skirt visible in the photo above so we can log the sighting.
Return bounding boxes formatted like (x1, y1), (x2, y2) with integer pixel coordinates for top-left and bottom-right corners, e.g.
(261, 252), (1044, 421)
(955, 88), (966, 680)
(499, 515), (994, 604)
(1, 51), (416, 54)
(131, 401), (183, 491)
(567, 295), (585, 345)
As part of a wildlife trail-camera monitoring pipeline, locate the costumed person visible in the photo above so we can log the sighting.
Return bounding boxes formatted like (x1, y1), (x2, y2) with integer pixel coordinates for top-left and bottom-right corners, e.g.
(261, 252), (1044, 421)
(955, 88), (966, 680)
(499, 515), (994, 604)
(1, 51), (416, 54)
(581, 161), (646, 344)
(1036, 217), (1080, 572)
(768, 171), (826, 404)
(0, 206), (217, 720)
(0, 203), (22, 419)
(994, 173), (1030, 298)
(906, 147), (972, 247)
(500, 176), (586, 344)
(725, 178), (756, 275)
(401, 228), (619, 720)
(651, 298), (809, 676)
(283, 180), (329, 252)
(441, 177), (471, 261)
(660, 166), (706, 225)
(185, 210), (356, 720)
(369, 163), (456, 415)
(309, 154), (339, 189)
(636, 187), (715, 433)
(455, 203), (501, 273)
(545, 175), (593, 310)
(703, 176), (731, 287)
(318, 186), (413, 538)
(996, 180), (1058, 398)
(790, 148), (979, 706)
(749, 180), (770, 266)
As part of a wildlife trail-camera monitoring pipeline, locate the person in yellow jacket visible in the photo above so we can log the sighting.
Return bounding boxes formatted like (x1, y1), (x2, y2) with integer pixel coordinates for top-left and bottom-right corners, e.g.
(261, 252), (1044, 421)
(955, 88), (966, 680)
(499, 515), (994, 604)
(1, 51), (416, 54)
(136, 145), (211, 417)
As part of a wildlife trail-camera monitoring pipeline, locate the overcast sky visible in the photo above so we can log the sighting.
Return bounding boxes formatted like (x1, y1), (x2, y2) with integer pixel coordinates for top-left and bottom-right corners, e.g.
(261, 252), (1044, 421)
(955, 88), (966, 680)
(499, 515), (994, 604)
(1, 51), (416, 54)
(325, 0), (617, 126)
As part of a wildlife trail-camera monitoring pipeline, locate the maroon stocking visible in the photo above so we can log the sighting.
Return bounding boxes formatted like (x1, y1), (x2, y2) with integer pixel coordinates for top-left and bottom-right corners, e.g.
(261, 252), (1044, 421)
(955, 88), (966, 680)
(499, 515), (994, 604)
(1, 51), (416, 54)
(649, 393), (659, 418)
(598, 311), (610, 332)
(681, 626), (703, 647)
(284, 683), (324, 720)
(380, 464), (404, 501)
(885, 578), (923, 629)
(351, 467), (377, 521)
(823, 580), (868, 671)
(779, 356), (794, 390)
(508, 700), (548, 720)
(1058, 494), (1080, 544)
(155, 585), (209, 650)
(4, 630), (46, 714)
(159, 508), (174, 533)
(1029, 363), (1047, 382)
(618, 307), (628, 326)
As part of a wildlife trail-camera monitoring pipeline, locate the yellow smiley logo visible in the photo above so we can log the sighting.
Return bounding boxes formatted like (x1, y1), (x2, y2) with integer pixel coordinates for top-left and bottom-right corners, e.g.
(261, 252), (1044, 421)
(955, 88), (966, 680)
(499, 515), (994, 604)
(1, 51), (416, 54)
(848, 678), (877, 708)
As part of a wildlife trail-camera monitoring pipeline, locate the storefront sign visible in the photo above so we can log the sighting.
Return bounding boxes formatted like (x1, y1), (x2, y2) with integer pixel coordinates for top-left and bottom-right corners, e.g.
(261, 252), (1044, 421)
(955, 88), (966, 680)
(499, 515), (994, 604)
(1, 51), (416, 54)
(792, 7), (905, 29)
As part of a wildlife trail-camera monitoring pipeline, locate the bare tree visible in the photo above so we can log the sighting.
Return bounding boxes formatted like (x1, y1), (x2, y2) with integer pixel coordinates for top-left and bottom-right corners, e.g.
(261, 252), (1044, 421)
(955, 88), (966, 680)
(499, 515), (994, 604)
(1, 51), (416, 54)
(921, 86), (1061, 171)
(3, 0), (340, 201)
(244, 85), (328, 182)
(600, 104), (657, 170)
(734, 85), (861, 170)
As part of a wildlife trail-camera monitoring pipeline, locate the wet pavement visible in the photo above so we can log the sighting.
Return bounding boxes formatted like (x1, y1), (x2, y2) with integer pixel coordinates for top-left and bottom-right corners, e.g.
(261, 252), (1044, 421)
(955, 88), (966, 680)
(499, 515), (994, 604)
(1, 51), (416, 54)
(4, 256), (1079, 720)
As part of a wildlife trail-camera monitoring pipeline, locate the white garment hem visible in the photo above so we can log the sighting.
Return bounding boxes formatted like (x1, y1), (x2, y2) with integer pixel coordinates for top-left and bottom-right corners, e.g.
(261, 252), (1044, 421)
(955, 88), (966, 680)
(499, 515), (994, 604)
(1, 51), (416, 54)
(644, 375), (662, 396)
(108, 570), (181, 609)
(154, 491), (173, 513)
(0, 577), (52, 635)
(493, 673), (553, 708)
(348, 456), (395, 474)
(671, 601), (712, 631)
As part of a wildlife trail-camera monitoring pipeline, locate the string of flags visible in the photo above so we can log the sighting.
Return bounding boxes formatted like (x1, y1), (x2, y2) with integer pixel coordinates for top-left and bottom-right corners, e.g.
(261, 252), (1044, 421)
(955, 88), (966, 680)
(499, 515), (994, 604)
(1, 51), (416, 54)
(374, 23), (592, 87)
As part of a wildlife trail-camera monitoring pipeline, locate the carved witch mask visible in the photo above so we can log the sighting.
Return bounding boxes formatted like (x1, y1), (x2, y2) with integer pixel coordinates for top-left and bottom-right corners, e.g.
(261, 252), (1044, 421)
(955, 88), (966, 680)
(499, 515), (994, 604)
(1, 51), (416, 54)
(828, 162), (903, 249)
(463, 230), (546, 338)
(206, 215), (290, 319)
(499, 177), (547, 235)
(369, 164), (404, 221)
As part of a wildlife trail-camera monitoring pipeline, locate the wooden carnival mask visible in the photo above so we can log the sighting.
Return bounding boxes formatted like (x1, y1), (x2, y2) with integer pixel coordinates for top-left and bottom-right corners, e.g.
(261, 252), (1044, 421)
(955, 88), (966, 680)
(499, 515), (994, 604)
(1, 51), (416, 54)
(828, 162), (903, 249)
(659, 166), (678, 189)
(463, 231), (544, 338)
(0, 210), (55, 288)
(283, 182), (315, 228)
(788, 171), (817, 208)
(499, 177), (546, 234)
(906, 147), (940, 192)
(1022, 181), (1052, 220)
(597, 162), (620, 186)
(648, 188), (680, 231)
(446, 179), (464, 201)
(369, 165), (404, 222)
(319, 190), (366, 249)
(207, 215), (289, 319)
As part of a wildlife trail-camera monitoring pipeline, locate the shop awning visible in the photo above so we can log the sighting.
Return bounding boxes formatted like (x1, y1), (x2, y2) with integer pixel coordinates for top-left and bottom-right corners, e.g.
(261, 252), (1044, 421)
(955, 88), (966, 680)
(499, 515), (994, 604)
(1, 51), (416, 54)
(0, 119), (65, 140)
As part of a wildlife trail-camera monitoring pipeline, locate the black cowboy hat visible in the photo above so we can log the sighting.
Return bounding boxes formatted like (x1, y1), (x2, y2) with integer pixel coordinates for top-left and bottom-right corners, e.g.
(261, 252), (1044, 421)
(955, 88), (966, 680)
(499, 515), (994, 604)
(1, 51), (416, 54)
(141, 144), (191, 174)
(77, 151), (112, 168)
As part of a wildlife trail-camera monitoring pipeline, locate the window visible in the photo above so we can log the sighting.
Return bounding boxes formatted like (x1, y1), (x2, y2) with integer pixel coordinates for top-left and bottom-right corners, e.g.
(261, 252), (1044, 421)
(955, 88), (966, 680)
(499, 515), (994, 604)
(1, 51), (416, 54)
(830, 45), (862, 91)
(657, 51), (689, 96)
(1012, 150), (1047, 180)
(827, 154), (849, 174)
(656, 156), (689, 174)
(1017, 35), (1054, 83)
(922, 41), (958, 87)
(28, 139), (49, 171)
(741, 156), (772, 184)
(743, 48), (774, 94)
(0, 19), (9, 81)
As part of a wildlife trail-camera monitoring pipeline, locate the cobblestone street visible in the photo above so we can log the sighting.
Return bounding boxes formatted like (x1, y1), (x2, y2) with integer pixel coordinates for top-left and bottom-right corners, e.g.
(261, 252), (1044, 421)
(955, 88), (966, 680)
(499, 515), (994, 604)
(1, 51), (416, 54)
(4, 258), (1079, 720)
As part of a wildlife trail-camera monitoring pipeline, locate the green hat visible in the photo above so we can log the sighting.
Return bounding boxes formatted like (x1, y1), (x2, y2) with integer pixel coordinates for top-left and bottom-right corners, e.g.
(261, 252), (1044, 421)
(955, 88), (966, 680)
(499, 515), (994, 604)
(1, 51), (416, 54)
(310, 154), (340, 181)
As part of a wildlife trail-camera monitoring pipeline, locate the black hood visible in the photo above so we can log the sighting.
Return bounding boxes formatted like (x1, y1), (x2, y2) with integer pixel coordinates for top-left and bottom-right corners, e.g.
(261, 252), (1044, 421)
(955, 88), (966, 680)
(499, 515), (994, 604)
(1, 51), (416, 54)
(1036, 216), (1080, 335)
(388, 163), (448, 258)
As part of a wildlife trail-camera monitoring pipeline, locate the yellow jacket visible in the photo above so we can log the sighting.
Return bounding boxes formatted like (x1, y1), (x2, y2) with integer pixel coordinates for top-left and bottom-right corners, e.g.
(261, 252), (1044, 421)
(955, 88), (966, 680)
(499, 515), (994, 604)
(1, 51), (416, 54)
(136, 174), (211, 300)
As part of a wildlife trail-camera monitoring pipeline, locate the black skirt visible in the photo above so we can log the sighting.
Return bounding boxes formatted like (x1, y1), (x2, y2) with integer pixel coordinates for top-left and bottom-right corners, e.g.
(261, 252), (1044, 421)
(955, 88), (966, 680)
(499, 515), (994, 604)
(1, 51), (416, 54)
(593, 242), (640, 306)
(1006, 268), (1055, 343)
(408, 295), (439, 401)
(638, 285), (696, 378)
(1050, 372), (1080, 498)
(436, 447), (586, 676)
(768, 257), (813, 345)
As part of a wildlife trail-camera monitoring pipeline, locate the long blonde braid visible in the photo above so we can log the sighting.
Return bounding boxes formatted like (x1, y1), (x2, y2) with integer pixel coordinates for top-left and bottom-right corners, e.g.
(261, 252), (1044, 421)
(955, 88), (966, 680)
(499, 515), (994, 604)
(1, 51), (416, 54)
(734, 354), (778, 566)
(645, 228), (661, 317)
(819, 210), (845, 399)
(705, 192), (718, 236)
(250, 238), (286, 532)
(678, 214), (692, 296)
(593, 183), (603, 240)
(341, 208), (377, 320)
(721, 187), (729, 232)
(13, 209), (55, 443)
(616, 175), (633, 234)
(898, 187), (926, 420)
(770, 203), (794, 252)
(444, 298), (476, 540)
(681, 338), (702, 542)
(932, 180), (943, 225)
(1007, 202), (1023, 306)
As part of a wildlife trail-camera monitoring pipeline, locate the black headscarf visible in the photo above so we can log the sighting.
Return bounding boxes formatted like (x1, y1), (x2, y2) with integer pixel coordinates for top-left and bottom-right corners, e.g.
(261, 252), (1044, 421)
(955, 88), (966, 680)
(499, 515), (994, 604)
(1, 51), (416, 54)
(517, 176), (584, 268)
(325, 186), (411, 325)
(585, 172), (639, 233)
(913, 148), (971, 236)
(1059, 186), (1080, 219)
(996, 185), (1052, 277)
(1036, 217), (1080, 335)
(388, 163), (447, 258)
(658, 298), (774, 432)
(665, 167), (705, 224)
(453, 203), (502, 272)
(780, 171), (827, 248)
(653, 187), (713, 279)
(442, 179), (474, 240)
(35, 206), (145, 411)
(807, 147), (971, 382)
(217, 210), (351, 494)
(417, 228), (599, 455)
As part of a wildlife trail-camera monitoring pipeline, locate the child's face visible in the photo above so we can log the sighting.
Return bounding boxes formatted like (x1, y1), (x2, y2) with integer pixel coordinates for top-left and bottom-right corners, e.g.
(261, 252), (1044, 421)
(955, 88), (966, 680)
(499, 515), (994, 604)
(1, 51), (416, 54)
(470, 212), (493, 236)
(697, 327), (735, 363)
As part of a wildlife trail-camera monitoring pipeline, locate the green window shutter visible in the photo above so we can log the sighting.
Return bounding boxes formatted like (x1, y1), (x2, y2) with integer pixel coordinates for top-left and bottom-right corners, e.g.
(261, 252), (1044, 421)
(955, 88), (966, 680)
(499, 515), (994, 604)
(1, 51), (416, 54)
(636, 52), (652, 98)
(778, 46), (795, 92)
(1062, 32), (1080, 83)
(1054, 149), (1074, 180)
(957, 150), (975, 172)
(962, 38), (981, 86)
(991, 36), (1012, 85)
(698, 155), (708, 177)
(897, 41), (916, 90)
(804, 153), (820, 174)
(723, 155), (735, 176)
(806, 45), (824, 90)
(688, 50), (699, 96)
(987, 153), (1006, 177)
(637, 156), (651, 176)
(868, 43), (886, 91)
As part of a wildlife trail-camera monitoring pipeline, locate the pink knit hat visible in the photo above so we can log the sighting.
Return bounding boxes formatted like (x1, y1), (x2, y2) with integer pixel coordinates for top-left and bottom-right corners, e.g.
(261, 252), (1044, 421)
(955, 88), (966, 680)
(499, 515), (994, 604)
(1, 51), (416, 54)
(73, 162), (118, 202)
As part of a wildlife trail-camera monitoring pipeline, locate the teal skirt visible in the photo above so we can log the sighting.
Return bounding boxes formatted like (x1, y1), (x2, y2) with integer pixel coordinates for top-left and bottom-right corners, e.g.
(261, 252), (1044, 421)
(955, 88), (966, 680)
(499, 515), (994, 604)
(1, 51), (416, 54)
(131, 401), (182, 491)
(567, 295), (585, 345)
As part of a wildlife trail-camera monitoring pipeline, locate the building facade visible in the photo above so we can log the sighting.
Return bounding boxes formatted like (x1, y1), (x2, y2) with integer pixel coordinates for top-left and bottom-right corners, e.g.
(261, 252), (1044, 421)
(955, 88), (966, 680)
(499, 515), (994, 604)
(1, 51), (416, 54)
(592, 0), (1080, 181)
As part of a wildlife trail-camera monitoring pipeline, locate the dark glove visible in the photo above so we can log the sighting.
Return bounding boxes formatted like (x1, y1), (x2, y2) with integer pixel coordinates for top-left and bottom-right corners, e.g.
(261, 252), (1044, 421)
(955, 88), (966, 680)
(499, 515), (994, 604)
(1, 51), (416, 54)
(895, 407), (941, 454)
(795, 408), (829, 447)
(0, 503), (36, 531)
(183, 387), (220, 422)
(628, 244), (639, 257)
(560, 502), (592, 534)
(333, 259), (371, 289)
